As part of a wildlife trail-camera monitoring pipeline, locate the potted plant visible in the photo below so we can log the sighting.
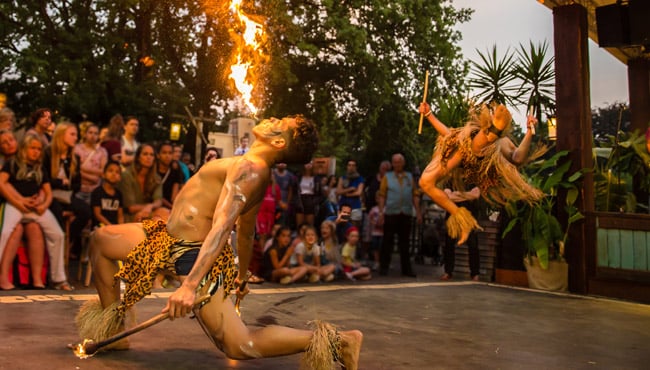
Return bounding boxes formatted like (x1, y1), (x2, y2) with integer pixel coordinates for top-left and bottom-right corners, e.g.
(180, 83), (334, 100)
(502, 150), (584, 291)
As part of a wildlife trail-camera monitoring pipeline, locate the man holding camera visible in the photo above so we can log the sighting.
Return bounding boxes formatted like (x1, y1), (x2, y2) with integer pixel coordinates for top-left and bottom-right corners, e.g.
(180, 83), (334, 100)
(326, 202), (354, 245)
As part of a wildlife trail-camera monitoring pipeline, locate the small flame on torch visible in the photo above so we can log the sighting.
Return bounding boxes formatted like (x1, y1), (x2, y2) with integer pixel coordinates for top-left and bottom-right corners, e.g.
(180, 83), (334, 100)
(229, 0), (264, 116)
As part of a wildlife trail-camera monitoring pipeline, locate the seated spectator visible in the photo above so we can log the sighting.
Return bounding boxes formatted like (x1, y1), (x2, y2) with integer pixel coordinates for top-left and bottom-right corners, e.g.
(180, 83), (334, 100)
(26, 108), (52, 146)
(0, 133), (71, 290)
(0, 130), (45, 289)
(172, 144), (190, 183)
(0, 129), (18, 166)
(262, 225), (308, 284)
(91, 161), (124, 228)
(45, 122), (92, 259)
(0, 108), (16, 131)
(118, 143), (168, 222)
(120, 116), (140, 168)
(341, 227), (371, 281)
(100, 114), (123, 163)
(295, 225), (335, 283)
(74, 121), (108, 204)
(319, 220), (343, 280)
(155, 142), (184, 209)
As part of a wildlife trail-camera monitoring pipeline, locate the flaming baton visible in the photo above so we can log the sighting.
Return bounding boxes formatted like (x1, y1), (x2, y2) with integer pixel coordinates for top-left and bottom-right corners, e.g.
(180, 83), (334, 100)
(229, 0), (265, 116)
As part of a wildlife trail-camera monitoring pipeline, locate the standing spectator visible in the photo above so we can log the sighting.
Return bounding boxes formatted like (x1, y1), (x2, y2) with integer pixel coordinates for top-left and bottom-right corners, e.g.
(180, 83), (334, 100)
(75, 121), (108, 204)
(377, 153), (421, 277)
(156, 142), (184, 209)
(441, 187), (481, 281)
(256, 176), (281, 251)
(262, 225), (308, 284)
(172, 144), (191, 183)
(101, 114), (124, 163)
(91, 161), (124, 228)
(0, 108), (16, 131)
(233, 134), (250, 156)
(273, 162), (295, 227)
(340, 227), (372, 281)
(45, 122), (92, 260)
(118, 143), (167, 222)
(120, 116), (139, 167)
(362, 160), (390, 264)
(367, 193), (384, 271)
(26, 108), (52, 146)
(336, 159), (364, 226)
(0, 133), (71, 290)
(295, 160), (324, 227)
(364, 160), (391, 213)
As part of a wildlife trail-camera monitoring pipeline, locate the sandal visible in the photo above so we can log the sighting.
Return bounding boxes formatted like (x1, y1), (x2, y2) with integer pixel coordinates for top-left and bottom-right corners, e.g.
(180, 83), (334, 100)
(248, 274), (265, 284)
(53, 281), (75, 291)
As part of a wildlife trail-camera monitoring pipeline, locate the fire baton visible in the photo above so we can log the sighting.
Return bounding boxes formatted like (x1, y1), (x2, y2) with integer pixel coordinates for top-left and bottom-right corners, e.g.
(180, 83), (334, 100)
(69, 294), (211, 359)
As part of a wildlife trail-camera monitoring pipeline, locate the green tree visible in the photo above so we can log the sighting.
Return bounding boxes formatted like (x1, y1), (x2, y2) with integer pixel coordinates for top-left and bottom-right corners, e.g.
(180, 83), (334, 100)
(1, 0), (472, 171)
(468, 45), (520, 107)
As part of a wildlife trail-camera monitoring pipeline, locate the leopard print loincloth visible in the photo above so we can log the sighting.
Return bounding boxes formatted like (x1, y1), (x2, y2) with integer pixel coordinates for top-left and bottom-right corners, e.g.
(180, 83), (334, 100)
(115, 219), (237, 316)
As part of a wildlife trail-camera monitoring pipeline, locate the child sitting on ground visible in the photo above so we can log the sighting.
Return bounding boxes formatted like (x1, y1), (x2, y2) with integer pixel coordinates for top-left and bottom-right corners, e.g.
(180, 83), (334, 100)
(263, 225), (308, 284)
(295, 225), (335, 283)
(341, 227), (371, 281)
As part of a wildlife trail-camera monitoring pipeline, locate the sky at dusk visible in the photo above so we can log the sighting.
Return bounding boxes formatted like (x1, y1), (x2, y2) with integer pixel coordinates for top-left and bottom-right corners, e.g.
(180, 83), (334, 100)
(452, 0), (629, 119)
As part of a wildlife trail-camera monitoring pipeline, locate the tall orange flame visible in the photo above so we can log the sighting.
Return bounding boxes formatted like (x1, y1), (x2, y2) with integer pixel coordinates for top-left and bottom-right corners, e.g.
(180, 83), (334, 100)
(229, 0), (264, 115)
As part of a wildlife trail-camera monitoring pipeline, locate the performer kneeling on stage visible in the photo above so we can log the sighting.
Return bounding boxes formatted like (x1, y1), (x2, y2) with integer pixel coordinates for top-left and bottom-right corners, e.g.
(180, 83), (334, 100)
(77, 115), (362, 370)
(418, 101), (544, 246)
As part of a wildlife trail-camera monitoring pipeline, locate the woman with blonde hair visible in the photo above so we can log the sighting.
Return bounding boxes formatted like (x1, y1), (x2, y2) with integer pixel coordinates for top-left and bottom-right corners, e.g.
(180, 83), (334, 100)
(45, 122), (91, 259)
(0, 133), (70, 290)
(74, 121), (108, 204)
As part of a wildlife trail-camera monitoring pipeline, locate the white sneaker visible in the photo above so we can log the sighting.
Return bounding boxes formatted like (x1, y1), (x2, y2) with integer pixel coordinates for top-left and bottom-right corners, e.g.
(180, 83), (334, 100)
(309, 273), (320, 283)
(279, 276), (292, 285)
(324, 273), (335, 282)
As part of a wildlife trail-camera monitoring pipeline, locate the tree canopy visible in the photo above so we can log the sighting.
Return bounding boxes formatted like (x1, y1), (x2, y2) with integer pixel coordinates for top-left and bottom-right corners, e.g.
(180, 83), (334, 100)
(0, 0), (472, 171)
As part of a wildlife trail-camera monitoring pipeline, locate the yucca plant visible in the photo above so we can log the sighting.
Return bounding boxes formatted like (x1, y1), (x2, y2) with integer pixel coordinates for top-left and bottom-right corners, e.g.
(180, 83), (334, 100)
(502, 151), (585, 269)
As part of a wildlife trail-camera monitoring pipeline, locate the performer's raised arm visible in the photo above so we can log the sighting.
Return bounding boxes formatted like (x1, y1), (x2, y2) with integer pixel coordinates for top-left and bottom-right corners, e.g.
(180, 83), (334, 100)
(419, 101), (450, 136)
(509, 114), (538, 165)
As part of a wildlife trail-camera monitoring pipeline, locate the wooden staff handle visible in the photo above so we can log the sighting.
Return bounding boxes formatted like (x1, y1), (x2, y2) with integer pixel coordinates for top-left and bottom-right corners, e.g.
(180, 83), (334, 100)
(418, 70), (430, 135)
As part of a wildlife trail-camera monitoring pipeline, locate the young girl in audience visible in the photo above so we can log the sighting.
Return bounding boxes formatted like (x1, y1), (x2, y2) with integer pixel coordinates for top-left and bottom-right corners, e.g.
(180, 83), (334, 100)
(45, 122), (91, 259)
(295, 225), (336, 283)
(341, 226), (372, 281)
(263, 225), (308, 284)
(319, 220), (343, 280)
(74, 121), (108, 204)
(0, 133), (71, 290)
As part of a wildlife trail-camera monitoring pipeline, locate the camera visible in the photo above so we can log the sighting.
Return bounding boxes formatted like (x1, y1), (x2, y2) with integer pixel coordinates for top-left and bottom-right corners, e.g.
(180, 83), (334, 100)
(341, 213), (350, 221)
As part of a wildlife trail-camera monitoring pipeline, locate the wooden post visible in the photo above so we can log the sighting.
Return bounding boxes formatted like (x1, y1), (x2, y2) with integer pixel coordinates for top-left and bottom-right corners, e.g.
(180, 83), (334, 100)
(627, 58), (650, 135)
(553, 4), (595, 294)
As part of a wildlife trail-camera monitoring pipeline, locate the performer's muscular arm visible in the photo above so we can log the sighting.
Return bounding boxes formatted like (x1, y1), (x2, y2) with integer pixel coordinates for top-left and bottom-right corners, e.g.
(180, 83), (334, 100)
(164, 158), (263, 318)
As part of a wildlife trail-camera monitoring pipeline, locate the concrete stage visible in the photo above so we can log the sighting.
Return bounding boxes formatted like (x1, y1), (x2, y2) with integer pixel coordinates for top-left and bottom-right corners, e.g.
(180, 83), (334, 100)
(1, 263), (648, 370)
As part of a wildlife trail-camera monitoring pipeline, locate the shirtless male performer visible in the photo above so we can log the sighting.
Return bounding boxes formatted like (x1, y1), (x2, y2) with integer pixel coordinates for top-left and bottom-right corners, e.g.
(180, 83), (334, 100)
(78, 115), (362, 369)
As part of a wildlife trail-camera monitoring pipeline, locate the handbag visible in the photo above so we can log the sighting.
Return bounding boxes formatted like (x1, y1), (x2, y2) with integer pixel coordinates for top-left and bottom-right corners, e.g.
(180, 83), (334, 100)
(52, 189), (73, 204)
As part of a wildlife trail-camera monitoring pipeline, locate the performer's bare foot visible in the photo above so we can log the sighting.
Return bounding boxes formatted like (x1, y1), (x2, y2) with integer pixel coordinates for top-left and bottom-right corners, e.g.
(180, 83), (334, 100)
(340, 330), (363, 370)
(493, 105), (510, 131)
